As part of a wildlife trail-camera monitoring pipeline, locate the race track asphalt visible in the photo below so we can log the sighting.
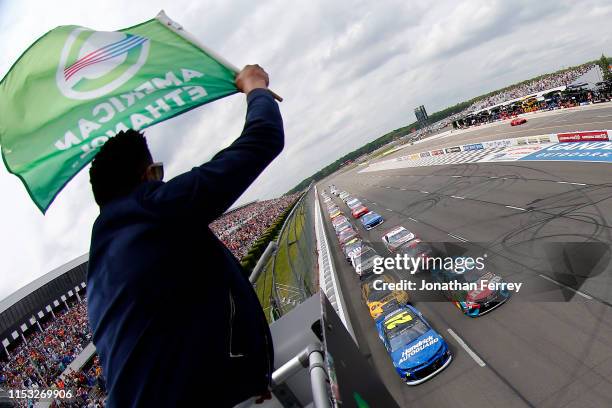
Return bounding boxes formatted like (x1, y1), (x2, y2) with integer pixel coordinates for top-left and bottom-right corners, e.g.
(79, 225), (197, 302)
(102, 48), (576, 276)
(316, 104), (612, 407)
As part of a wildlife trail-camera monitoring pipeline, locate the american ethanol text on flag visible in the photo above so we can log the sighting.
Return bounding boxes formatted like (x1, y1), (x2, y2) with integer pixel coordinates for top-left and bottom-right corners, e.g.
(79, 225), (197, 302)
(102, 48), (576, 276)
(55, 69), (208, 158)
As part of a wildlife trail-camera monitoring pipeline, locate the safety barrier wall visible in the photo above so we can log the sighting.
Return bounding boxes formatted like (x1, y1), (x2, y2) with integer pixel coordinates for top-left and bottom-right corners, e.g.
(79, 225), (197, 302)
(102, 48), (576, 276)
(367, 130), (612, 171)
(313, 186), (357, 343)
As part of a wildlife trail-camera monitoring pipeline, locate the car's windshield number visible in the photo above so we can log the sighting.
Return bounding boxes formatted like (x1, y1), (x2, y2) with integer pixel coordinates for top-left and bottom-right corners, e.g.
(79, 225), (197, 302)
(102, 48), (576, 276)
(385, 311), (412, 329)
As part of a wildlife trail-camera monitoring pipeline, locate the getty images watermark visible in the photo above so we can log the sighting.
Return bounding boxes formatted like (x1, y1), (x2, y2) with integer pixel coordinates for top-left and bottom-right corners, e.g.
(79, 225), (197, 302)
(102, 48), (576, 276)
(369, 254), (523, 293)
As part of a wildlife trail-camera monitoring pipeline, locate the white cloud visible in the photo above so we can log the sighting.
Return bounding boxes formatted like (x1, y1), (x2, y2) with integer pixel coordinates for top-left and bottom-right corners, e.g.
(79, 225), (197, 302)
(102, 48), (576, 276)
(1, 0), (612, 300)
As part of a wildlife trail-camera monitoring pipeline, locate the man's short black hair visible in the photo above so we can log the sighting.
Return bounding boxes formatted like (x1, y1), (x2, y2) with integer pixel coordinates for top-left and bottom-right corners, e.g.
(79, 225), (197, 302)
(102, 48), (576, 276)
(89, 129), (153, 207)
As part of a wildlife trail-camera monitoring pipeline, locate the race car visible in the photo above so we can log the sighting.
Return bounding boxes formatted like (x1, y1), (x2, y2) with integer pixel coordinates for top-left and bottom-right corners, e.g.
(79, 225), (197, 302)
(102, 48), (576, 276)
(510, 117), (527, 126)
(395, 239), (437, 273)
(377, 305), (452, 385)
(345, 241), (369, 261)
(342, 239), (363, 262)
(331, 215), (349, 228)
(350, 246), (383, 279)
(329, 209), (342, 220)
(430, 258), (511, 317)
(347, 198), (362, 209)
(338, 228), (360, 248)
(334, 220), (353, 236)
(360, 211), (384, 230)
(351, 204), (369, 219)
(382, 226), (417, 253)
(361, 274), (409, 320)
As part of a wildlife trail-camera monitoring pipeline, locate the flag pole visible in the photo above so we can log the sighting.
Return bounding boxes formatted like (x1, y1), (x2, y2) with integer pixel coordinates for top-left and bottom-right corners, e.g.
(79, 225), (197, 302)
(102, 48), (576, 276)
(156, 10), (283, 102)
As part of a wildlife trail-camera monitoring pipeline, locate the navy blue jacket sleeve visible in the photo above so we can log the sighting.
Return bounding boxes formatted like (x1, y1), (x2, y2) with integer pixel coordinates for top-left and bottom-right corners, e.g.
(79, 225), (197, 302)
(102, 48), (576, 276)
(143, 89), (284, 222)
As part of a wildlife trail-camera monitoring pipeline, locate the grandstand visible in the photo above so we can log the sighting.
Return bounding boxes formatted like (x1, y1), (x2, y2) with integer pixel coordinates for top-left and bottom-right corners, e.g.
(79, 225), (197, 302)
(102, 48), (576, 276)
(210, 194), (301, 259)
(0, 256), (103, 407)
(404, 63), (596, 142)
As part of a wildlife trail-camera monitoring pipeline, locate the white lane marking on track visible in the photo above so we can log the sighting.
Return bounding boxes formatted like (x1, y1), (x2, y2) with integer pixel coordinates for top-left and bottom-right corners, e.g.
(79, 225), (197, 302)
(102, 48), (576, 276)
(420, 191), (429, 194)
(448, 233), (469, 242)
(452, 175), (462, 178)
(408, 217), (418, 222)
(386, 208), (393, 211)
(447, 329), (486, 367)
(489, 176), (499, 179)
(556, 181), (587, 186)
(450, 195), (465, 200)
(538, 274), (593, 300)
(505, 205), (526, 211)
(401, 188), (407, 191)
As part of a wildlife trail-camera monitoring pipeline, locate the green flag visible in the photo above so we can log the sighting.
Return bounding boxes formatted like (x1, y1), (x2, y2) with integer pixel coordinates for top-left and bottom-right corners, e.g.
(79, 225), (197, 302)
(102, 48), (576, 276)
(0, 11), (240, 213)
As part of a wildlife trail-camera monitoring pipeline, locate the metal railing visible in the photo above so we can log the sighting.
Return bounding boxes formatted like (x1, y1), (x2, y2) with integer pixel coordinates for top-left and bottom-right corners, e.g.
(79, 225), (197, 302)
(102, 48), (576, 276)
(271, 344), (330, 408)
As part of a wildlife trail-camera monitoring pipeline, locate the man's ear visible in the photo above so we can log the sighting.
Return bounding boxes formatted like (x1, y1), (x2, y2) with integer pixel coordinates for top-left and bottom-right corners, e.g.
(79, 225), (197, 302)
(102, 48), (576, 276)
(142, 164), (156, 182)
(142, 162), (164, 181)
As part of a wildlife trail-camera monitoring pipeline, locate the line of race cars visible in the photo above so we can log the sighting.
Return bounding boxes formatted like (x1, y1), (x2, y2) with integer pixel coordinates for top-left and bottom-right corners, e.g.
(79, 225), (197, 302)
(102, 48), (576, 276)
(321, 186), (512, 385)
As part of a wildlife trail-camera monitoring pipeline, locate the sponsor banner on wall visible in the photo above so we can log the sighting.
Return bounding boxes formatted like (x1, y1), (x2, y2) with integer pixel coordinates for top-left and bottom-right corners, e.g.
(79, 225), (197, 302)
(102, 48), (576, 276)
(520, 142), (612, 162)
(431, 149), (444, 156)
(556, 131), (609, 142)
(463, 143), (484, 151)
(420, 151), (431, 158)
(480, 144), (550, 162)
(483, 139), (513, 149)
(539, 135), (553, 143)
(445, 146), (462, 154)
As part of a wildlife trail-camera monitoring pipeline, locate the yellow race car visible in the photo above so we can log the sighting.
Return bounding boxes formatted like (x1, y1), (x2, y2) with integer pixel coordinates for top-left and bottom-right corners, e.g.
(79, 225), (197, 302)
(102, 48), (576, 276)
(329, 209), (343, 220)
(361, 274), (409, 320)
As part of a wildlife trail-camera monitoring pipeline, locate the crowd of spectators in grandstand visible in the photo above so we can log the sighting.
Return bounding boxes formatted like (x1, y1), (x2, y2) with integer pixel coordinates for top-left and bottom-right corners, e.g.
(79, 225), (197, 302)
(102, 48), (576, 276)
(53, 357), (106, 408)
(406, 64), (595, 141)
(465, 64), (593, 113)
(0, 301), (105, 407)
(210, 194), (300, 259)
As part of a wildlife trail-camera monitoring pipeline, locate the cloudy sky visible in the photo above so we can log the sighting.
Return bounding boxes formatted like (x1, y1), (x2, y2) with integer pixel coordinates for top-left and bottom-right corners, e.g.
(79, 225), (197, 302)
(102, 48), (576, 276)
(0, 0), (611, 300)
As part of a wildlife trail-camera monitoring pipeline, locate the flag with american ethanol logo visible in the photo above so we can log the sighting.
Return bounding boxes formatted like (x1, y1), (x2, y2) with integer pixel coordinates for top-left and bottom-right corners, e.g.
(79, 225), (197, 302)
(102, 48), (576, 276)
(0, 11), (240, 213)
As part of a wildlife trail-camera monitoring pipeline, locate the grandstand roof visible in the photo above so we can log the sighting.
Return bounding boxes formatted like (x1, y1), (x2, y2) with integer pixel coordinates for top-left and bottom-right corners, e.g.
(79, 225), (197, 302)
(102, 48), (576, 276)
(0, 253), (88, 315)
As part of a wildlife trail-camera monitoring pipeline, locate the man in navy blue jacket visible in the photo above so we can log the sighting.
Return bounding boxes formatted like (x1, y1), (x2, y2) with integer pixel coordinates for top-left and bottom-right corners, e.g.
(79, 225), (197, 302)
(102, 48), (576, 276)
(87, 65), (283, 407)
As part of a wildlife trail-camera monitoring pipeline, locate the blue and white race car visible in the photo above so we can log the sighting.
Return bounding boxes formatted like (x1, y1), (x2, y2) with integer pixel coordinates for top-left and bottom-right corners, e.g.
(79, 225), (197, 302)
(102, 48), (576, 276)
(360, 211), (384, 230)
(377, 305), (452, 385)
